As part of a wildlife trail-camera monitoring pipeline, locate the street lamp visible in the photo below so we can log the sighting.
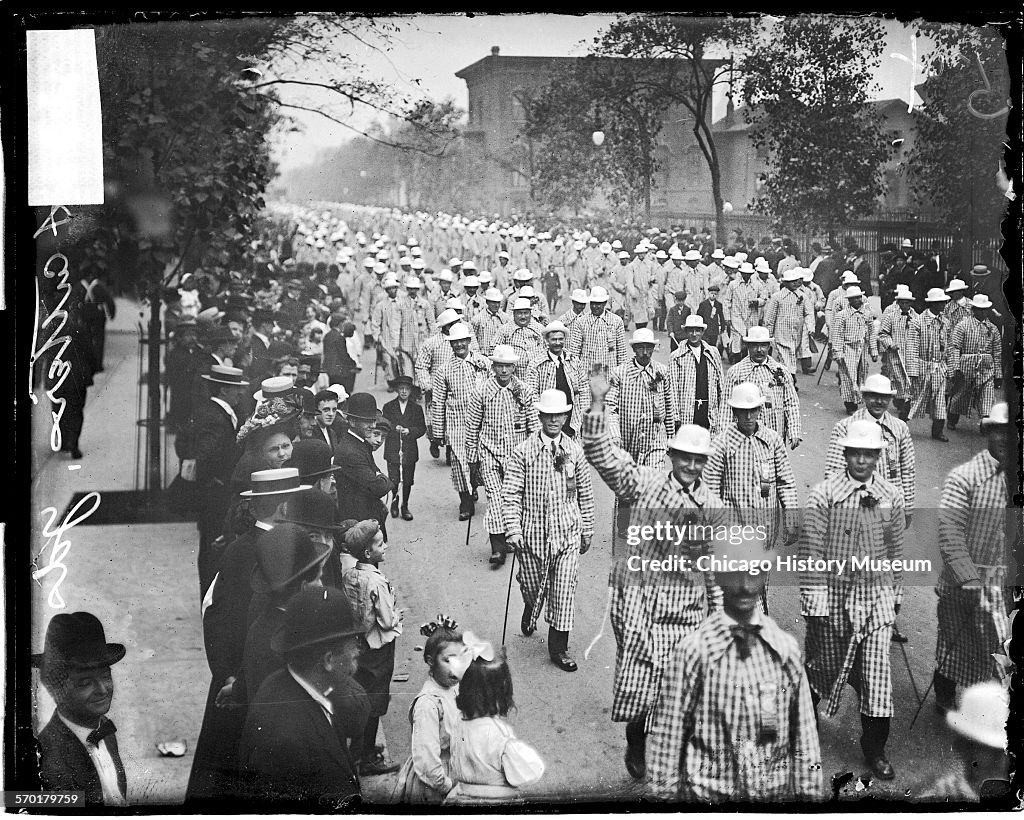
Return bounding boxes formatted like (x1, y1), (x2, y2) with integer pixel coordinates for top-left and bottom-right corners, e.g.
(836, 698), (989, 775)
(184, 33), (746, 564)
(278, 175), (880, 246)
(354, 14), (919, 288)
(592, 105), (605, 147)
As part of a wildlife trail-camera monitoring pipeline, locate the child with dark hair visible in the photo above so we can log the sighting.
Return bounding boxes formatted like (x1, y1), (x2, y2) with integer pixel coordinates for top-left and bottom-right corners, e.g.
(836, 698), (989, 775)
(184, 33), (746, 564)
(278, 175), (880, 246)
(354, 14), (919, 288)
(394, 616), (467, 803)
(340, 519), (403, 776)
(445, 635), (545, 804)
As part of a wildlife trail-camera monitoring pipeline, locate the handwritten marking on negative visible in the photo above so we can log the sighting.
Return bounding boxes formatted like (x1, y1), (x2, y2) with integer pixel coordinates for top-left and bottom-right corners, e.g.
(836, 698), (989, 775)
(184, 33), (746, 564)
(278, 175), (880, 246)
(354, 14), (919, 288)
(33, 492), (101, 609)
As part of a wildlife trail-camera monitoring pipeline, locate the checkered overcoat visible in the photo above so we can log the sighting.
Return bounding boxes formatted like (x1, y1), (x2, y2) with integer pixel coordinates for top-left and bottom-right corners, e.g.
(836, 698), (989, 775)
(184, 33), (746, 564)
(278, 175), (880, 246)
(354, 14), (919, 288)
(824, 410), (916, 512)
(823, 287), (847, 338)
(703, 423), (797, 550)
(431, 352), (491, 493)
(527, 352), (588, 434)
(582, 410), (725, 724)
(936, 450), (1010, 687)
(763, 289), (815, 374)
(664, 264), (687, 303)
(568, 311), (628, 372)
(832, 305), (879, 405)
(667, 342), (725, 436)
(721, 357), (802, 447)
(647, 611), (824, 803)
(877, 304), (914, 401)
(502, 433), (595, 633)
(493, 320), (547, 381)
(557, 307), (586, 331)
(724, 279), (762, 355)
(906, 311), (949, 421)
(607, 358), (675, 465)
(470, 309), (509, 356)
(800, 472), (905, 718)
(947, 316), (1002, 419)
(402, 294), (433, 357)
(942, 299), (972, 331)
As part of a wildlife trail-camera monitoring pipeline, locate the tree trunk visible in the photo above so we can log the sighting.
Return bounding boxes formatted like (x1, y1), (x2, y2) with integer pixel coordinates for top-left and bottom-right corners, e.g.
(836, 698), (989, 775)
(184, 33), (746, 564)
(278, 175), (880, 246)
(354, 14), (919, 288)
(147, 288), (163, 494)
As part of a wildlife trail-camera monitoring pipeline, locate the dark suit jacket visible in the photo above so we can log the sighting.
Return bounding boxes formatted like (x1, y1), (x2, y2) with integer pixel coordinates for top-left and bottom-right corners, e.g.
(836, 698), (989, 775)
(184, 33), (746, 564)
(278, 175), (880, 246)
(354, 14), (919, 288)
(38, 714), (127, 805)
(314, 423), (339, 455)
(204, 527), (265, 685)
(322, 329), (357, 377)
(238, 669), (361, 806)
(334, 430), (393, 525)
(247, 334), (273, 384)
(382, 398), (426, 463)
(194, 399), (240, 488)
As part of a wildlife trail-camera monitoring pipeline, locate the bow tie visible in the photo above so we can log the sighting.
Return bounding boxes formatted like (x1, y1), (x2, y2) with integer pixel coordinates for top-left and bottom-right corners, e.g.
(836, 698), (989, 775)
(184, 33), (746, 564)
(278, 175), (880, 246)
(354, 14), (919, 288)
(730, 623), (763, 660)
(87, 717), (117, 747)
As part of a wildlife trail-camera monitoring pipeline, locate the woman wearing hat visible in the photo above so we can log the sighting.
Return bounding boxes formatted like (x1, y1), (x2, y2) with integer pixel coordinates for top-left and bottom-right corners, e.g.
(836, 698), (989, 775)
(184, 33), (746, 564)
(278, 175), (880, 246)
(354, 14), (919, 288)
(34, 613), (128, 805)
(933, 403), (1011, 716)
(945, 294), (1002, 429)
(906, 288), (952, 441)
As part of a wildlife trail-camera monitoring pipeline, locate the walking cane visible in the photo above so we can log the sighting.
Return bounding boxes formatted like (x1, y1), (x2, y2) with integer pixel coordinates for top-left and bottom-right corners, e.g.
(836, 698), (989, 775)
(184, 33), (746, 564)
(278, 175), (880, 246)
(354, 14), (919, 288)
(816, 342), (832, 385)
(895, 633), (922, 709)
(500, 551), (517, 646)
(908, 635), (962, 731)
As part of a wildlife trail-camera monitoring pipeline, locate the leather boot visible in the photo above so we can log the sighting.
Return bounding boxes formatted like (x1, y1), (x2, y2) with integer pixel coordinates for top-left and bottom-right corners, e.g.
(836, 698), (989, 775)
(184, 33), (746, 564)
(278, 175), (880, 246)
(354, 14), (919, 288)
(947, 412), (959, 430)
(548, 628), (577, 672)
(932, 420), (949, 442)
(933, 670), (957, 715)
(401, 485), (413, 520)
(861, 715), (894, 779)
(390, 495), (399, 518)
(458, 492), (472, 520)
(489, 533), (506, 567)
(801, 357), (813, 375)
(624, 718), (647, 779)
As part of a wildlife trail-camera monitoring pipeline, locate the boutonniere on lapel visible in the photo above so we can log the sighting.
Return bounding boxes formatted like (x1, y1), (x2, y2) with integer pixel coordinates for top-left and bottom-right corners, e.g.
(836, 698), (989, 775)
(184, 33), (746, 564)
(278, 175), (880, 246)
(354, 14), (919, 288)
(771, 368), (788, 387)
(860, 492), (879, 510)
(646, 370), (665, 392)
(552, 448), (568, 472)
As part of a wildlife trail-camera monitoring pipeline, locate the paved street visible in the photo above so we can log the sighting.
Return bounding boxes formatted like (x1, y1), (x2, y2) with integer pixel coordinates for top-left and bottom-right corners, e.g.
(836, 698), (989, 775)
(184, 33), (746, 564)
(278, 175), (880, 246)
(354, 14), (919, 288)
(30, 296), (986, 805)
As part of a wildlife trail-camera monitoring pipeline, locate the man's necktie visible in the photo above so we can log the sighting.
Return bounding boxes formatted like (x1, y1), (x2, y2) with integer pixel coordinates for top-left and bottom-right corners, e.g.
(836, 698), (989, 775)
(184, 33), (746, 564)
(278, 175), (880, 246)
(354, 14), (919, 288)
(730, 623), (763, 660)
(87, 717), (117, 747)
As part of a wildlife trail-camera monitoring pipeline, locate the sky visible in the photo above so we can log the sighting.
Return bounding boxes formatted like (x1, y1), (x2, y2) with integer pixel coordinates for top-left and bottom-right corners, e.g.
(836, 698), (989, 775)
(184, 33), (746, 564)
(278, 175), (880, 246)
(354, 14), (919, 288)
(271, 14), (932, 173)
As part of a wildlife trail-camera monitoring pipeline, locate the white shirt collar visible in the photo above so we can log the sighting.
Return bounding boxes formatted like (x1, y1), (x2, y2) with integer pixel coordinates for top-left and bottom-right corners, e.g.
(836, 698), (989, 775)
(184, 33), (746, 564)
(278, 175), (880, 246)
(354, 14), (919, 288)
(253, 331), (270, 347)
(58, 711), (103, 746)
(540, 431), (563, 448)
(686, 343), (703, 360)
(288, 665), (334, 717)
(57, 712), (126, 805)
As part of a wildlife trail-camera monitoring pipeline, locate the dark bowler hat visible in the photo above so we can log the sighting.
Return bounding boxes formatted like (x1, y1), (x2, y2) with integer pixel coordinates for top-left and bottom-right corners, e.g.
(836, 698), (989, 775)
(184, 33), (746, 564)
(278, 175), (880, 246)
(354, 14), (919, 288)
(270, 586), (365, 655)
(203, 326), (237, 347)
(298, 390), (319, 417)
(250, 523), (332, 594)
(267, 340), (298, 362)
(341, 392), (379, 422)
(32, 612), (126, 671)
(289, 439), (341, 480)
(252, 308), (276, 325)
(279, 488), (343, 532)
(201, 364), (249, 386)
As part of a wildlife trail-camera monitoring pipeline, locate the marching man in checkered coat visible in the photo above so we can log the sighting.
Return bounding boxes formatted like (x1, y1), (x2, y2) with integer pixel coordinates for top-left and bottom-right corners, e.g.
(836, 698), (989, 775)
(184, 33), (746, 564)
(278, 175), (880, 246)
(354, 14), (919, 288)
(567, 286), (628, 373)
(647, 537), (824, 803)
(721, 326), (802, 450)
(824, 374), (915, 530)
(906, 288), (952, 441)
(527, 320), (588, 438)
(763, 268), (816, 379)
(831, 285), (879, 414)
(465, 344), (540, 569)
(667, 314), (724, 436)
(800, 419), (905, 781)
(493, 297), (547, 382)
(946, 294), (1002, 431)
(876, 285), (916, 420)
(416, 308), (469, 459)
(933, 402), (1011, 715)
(704, 382), (799, 557)
(503, 389), (595, 674)
(723, 262), (762, 364)
(431, 322), (491, 522)
(583, 370), (725, 782)
(470, 288), (508, 356)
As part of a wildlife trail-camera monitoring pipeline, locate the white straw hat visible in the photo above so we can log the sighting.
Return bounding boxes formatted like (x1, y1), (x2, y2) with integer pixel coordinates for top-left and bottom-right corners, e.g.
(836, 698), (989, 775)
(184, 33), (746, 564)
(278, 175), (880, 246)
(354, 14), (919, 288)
(837, 418), (884, 450)
(535, 389), (572, 414)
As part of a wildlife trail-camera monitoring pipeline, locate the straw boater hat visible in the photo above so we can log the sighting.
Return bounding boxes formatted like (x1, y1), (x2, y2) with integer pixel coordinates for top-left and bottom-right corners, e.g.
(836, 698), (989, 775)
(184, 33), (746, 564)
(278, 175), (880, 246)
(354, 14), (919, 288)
(743, 326), (773, 344)
(894, 285), (915, 301)
(535, 389), (572, 414)
(239, 467), (313, 498)
(589, 286), (610, 303)
(925, 287), (950, 302)
(841, 271), (860, 285)
(666, 424), (714, 456)
(484, 288), (504, 303)
(630, 328), (658, 347)
(253, 375), (295, 402)
(512, 298), (533, 312)
(837, 418), (884, 450)
(543, 320), (569, 337)
(945, 278), (969, 294)
(683, 314), (707, 329)
(780, 268), (803, 283)
(513, 269), (533, 282)
(446, 322), (473, 342)
(201, 364), (249, 386)
(970, 294), (993, 309)
(844, 286), (866, 299)
(570, 289), (589, 304)
(860, 373), (896, 396)
(489, 344), (519, 364)
(727, 382), (765, 409)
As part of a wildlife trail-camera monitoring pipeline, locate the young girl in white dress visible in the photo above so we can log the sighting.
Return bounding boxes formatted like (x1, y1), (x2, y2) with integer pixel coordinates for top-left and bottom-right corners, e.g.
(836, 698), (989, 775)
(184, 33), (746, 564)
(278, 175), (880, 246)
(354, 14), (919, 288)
(444, 636), (545, 804)
(394, 616), (466, 803)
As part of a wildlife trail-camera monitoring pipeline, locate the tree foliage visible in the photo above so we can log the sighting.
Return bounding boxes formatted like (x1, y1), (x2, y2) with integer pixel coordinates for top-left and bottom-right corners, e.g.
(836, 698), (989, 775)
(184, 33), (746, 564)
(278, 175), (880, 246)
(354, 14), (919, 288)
(739, 14), (892, 232)
(905, 22), (1009, 254)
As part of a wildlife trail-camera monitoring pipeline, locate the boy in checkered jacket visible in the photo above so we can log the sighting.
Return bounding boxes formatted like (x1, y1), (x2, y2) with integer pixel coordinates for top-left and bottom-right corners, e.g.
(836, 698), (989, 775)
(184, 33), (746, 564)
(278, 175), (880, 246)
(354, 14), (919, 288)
(647, 538), (824, 802)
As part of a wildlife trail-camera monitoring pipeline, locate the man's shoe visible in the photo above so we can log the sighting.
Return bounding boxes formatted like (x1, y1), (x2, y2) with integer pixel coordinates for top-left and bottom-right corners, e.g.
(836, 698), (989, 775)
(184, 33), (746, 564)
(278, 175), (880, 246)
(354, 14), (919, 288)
(521, 607), (534, 637)
(390, 500), (399, 518)
(864, 755), (895, 780)
(458, 493), (471, 521)
(624, 748), (646, 780)
(429, 441), (440, 459)
(401, 507), (413, 521)
(489, 552), (506, 568)
(359, 756), (400, 777)
(550, 651), (578, 672)
(891, 625), (908, 643)
(71, 448), (83, 460)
